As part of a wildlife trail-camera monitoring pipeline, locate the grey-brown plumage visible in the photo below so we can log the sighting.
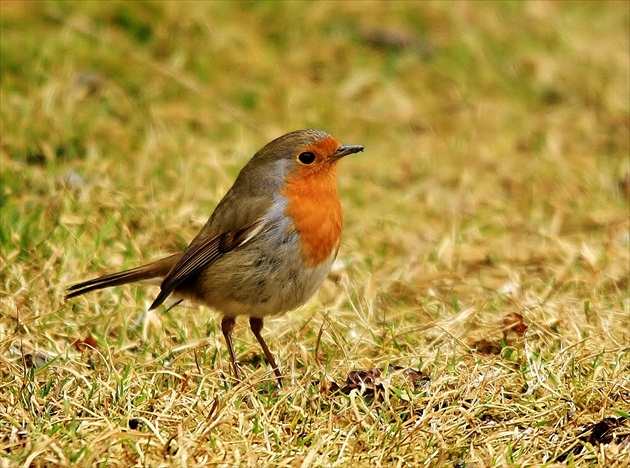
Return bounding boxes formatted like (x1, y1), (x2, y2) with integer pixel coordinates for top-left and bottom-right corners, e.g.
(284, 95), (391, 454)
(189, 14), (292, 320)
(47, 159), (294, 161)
(66, 129), (364, 385)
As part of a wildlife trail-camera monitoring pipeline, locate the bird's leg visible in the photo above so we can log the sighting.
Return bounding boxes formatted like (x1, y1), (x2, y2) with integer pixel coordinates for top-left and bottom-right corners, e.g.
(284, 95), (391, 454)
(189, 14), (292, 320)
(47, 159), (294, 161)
(221, 316), (240, 381)
(249, 317), (283, 387)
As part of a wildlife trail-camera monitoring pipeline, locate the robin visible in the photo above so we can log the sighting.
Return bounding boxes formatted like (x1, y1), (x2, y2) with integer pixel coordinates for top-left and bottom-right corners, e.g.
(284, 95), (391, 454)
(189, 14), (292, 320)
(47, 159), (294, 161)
(66, 129), (363, 386)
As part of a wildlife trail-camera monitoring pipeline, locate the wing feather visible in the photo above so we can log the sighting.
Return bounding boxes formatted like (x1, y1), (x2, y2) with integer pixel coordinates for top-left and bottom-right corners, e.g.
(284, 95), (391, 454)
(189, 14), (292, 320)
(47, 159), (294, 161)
(148, 218), (265, 310)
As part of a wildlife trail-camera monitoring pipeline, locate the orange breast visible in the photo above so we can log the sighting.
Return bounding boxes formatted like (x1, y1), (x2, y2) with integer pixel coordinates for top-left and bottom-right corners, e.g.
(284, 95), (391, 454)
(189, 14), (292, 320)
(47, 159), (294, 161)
(282, 163), (343, 267)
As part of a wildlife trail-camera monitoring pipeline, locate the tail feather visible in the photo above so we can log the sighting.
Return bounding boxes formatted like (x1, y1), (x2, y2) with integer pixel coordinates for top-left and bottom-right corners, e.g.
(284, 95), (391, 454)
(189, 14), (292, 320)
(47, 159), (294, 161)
(66, 253), (182, 299)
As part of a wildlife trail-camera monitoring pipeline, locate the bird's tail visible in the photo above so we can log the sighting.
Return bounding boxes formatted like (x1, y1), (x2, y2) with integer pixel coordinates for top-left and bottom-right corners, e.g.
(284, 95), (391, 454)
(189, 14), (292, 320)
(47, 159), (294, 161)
(66, 253), (182, 299)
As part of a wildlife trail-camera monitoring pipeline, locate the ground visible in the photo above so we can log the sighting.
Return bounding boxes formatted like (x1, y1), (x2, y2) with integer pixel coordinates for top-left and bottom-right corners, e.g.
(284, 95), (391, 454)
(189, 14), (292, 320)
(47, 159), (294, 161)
(1, 1), (629, 466)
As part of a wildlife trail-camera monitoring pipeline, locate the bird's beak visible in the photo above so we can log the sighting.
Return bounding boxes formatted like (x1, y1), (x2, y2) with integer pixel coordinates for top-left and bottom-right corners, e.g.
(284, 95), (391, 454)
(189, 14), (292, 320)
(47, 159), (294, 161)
(331, 144), (364, 160)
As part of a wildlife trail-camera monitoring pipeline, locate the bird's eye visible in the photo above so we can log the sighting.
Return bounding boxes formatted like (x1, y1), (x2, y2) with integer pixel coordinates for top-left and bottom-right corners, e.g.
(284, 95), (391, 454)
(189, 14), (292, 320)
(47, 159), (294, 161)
(298, 152), (316, 165)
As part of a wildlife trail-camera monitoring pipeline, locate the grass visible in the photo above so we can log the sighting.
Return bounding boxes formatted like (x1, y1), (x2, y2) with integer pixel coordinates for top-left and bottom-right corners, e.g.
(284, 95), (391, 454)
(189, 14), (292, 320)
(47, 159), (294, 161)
(1, 1), (629, 466)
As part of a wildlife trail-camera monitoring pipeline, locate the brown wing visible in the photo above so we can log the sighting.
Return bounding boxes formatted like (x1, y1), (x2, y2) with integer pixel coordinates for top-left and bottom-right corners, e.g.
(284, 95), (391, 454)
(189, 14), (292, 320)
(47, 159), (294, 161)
(148, 218), (265, 310)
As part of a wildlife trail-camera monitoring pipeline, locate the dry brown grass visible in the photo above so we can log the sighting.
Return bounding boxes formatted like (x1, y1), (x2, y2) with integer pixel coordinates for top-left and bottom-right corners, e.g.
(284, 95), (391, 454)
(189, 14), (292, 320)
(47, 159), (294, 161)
(1, 1), (629, 466)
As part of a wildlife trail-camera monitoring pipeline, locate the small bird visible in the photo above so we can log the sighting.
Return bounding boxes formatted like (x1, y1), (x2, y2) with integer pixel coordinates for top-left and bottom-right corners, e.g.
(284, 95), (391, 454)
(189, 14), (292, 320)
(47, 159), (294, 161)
(66, 129), (363, 385)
